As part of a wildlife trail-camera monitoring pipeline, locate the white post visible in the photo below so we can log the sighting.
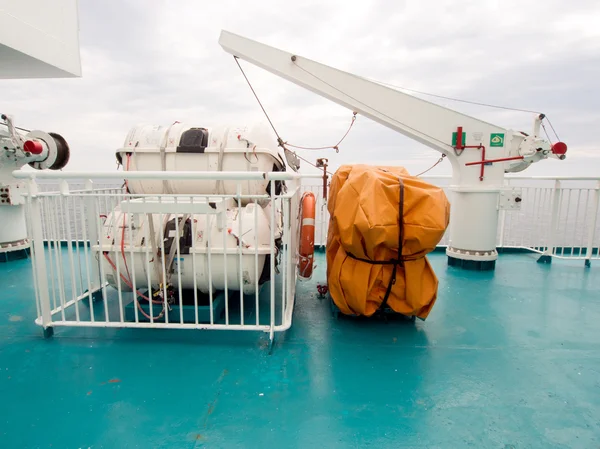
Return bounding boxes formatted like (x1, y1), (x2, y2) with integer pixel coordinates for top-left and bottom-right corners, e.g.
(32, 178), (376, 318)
(541, 180), (562, 262)
(84, 179), (101, 291)
(498, 209), (506, 249)
(585, 181), (600, 267)
(28, 181), (53, 334)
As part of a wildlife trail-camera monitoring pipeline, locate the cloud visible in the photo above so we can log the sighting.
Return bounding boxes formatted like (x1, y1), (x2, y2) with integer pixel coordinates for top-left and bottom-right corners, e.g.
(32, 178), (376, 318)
(2, 0), (598, 177)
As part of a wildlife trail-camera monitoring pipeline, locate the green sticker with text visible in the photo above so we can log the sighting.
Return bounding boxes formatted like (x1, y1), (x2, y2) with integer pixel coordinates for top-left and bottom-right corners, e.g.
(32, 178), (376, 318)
(490, 133), (504, 147)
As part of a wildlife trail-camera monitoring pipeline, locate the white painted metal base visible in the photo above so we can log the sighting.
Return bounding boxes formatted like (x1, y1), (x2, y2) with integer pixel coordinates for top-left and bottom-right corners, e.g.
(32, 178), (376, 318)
(446, 189), (500, 264)
(446, 247), (498, 261)
(0, 204), (30, 253)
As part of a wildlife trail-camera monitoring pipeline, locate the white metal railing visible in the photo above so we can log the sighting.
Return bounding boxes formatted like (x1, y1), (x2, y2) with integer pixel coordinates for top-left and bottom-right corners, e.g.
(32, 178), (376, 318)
(499, 177), (600, 263)
(17, 171), (308, 346)
(303, 176), (600, 264)
(16, 171), (599, 343)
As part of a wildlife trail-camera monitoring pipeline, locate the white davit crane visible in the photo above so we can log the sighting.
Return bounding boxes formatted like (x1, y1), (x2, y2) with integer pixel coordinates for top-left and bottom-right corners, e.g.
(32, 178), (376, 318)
(0, 114), (71, 256)
(218, 30), (568, 271)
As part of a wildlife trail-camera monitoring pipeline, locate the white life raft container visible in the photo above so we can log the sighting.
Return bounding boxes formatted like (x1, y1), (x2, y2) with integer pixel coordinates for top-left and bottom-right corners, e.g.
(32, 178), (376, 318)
(94, 198), (283, 295)
(116, 123), (288, 202)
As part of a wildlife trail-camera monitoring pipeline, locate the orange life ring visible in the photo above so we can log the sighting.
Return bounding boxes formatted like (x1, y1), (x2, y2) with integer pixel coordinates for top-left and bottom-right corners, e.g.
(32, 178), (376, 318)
(299, 192), (316, 279)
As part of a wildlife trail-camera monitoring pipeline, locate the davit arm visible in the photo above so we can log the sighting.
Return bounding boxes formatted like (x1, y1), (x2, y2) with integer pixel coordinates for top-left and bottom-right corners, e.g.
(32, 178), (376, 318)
(218, 30), (568, 270)
(218, 30), (566, 186)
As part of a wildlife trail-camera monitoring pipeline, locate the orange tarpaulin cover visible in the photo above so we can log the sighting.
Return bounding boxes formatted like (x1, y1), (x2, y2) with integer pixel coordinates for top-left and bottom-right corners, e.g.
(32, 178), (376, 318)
(326, 165), (450, 319)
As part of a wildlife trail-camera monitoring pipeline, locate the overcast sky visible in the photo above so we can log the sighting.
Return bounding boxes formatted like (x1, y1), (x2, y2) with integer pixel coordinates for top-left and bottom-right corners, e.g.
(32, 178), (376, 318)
(4, 0), (600, 176)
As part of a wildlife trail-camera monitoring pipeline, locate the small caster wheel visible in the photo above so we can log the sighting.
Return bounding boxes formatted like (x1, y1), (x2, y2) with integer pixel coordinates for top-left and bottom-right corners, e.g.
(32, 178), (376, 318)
(43, 326), (54, 339)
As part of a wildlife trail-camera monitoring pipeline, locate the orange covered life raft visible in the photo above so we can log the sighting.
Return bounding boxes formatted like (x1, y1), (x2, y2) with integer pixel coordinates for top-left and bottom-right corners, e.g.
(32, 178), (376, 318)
(326, 165), (450, 319)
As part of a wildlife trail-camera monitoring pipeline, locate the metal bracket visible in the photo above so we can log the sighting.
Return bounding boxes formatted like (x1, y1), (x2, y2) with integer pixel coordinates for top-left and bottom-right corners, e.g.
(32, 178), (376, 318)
(120, 196), (228, 215)
(498, 188), (523, 211)
(0, 184), (25, 206)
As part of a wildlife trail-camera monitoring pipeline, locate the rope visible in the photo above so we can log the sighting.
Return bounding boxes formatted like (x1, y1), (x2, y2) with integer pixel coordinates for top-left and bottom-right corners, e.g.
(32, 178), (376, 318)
(284, 113), (357, 152)
(415, 154), (446, 177)
(103, 252), (166, 320)
(234, 56), (357, 154)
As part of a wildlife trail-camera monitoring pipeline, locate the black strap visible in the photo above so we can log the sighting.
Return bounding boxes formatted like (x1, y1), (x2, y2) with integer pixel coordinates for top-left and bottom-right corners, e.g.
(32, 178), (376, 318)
(347, 178), (405, 312)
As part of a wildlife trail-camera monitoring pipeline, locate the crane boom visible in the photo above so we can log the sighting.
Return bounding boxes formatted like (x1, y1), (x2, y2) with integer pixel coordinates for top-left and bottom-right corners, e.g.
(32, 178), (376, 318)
(219, 30), (505, 161)
(218, 30), (567, 271)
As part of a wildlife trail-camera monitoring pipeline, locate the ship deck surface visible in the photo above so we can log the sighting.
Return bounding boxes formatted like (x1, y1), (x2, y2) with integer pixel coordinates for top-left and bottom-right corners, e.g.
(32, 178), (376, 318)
(1, 250), (599, 448)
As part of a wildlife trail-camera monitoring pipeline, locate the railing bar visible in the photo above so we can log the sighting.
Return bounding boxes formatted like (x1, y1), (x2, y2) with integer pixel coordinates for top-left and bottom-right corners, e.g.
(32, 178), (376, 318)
(543, 187), (552, 252)
(282, 195), (289, 326)
(580, 190), (590, 253)
(143, 198), (153, 324)
(223, 205), (229, 326)
(79, 193), (95, 323)
(61, 193), (80, 322)
(237, 182), (244, 326)
(158, 204), (169, 325)
(42, 196), (55, 312)
(585, 182), (600, 260)
(554, 186), (564, 256)
(320, 185), (326, 247)
(54, 196), (68, 322)
(537, 187), (545, 252)
(126, 198), (140, 324)
(269, 180), (276, 342)
(513, 185), (522, 248)
(32, 192), (272, 199)
(530, 187), (539, 250)
(38, 320), (275, 331)
(533, 187), (540, 248)
(113, 208), (125, 324)
(254, 198), (259, 326)
(88, 194), (109, 323)
(561, 189), (572, 257)
(207, 203), (214, 325)
(72, 195), (85, 294)
(174, 201), (184, 325)
(191, 197), (199, 326)
(573, 189), (582, 256)
(26, 198), (42, 319)
(45, 197), (59, 315)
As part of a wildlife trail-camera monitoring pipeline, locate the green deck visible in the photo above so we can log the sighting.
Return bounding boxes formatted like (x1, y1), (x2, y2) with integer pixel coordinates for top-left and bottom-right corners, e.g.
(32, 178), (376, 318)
(1, 251), (599, 448)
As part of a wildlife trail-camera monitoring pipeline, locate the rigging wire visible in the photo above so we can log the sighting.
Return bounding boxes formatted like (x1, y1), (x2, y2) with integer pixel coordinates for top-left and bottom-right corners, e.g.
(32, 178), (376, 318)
(545, 117), (561, 142)
(414, 154), (446, 177)
(295, 152), (333, 175)
(234, 56), (562, 177)
(234, 55), (453, 175)
(0, 122), (31, 133)
(289, 59), (453, 150)
(234, 57), (282, 142)
(234, 56), (358, 153)
(360, 76), (543, 115)
(362, 75), (565, 144)
(541, 122), (553, 144)
(283, 112), (357, 152)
